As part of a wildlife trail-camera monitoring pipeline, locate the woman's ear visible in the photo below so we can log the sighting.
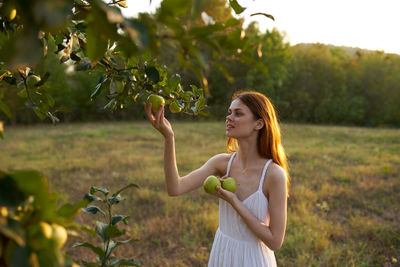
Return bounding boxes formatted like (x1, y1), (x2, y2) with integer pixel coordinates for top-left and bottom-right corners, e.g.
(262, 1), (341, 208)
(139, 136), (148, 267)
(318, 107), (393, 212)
(255, 119), (264, 130)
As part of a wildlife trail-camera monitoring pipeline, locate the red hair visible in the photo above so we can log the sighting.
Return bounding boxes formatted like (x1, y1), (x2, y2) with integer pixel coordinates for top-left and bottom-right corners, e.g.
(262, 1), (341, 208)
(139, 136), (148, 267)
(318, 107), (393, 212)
(227, 90), (290, 196)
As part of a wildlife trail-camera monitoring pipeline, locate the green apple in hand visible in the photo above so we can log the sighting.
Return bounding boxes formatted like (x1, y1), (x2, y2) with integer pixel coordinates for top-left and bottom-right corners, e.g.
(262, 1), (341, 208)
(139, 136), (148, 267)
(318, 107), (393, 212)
(147, 94), (165, 113)
(203, 175), (221, 194)
(222, 177), (237, 193)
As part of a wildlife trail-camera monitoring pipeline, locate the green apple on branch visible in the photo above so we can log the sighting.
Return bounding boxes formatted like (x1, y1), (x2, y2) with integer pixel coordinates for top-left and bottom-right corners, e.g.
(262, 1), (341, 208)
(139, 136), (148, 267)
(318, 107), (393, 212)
(169, 101), (183, 113)
(147, 94), (165, 113)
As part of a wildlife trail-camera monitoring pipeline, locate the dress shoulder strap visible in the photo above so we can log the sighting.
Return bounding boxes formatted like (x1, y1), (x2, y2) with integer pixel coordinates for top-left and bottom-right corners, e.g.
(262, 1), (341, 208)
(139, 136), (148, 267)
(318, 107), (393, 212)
(226, 152), (237, 176)
(258, 159), (273, 190)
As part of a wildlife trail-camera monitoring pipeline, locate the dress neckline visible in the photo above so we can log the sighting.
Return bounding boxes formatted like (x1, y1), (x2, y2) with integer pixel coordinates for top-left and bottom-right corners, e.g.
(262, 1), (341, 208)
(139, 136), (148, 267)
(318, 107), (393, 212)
(226, 152), (272, 203)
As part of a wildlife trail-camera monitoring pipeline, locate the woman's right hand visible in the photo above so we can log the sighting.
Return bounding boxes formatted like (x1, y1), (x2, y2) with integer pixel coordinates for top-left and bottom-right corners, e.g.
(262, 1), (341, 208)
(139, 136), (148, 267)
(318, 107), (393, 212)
(144, 102), (174, 138)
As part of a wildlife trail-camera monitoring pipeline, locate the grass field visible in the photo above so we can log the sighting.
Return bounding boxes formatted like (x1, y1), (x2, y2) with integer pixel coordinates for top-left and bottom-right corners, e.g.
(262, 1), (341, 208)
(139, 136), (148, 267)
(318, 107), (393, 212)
(1, 121), (399, 266)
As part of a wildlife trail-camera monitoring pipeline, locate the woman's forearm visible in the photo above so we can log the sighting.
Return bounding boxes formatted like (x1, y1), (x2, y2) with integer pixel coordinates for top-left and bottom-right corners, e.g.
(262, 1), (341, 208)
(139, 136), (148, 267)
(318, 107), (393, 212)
(163, 134), (181, 196)
(231, 198), (281, 251)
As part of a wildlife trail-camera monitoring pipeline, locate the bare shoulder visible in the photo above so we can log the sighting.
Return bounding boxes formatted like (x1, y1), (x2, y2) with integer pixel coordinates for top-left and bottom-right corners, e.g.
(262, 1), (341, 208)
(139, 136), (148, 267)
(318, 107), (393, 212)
(208, 153), (232, 176)
(265, 162), (287, 190)
(268, 163), (287, 181)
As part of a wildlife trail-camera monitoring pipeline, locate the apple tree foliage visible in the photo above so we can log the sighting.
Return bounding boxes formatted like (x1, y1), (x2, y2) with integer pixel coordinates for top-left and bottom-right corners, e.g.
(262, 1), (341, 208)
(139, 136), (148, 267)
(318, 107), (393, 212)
(0, 0), (274, 266)
(0, 0), (273, 134)
(0, 170), (91, 266)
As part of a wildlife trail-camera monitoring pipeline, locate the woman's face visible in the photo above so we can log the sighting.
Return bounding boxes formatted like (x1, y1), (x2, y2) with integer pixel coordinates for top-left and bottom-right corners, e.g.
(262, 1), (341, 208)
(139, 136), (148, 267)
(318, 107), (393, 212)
(226, 99), (261, 138)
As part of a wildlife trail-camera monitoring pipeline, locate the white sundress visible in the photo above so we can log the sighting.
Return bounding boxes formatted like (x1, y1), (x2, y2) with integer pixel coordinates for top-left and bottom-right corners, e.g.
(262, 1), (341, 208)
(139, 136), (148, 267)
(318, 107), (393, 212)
(208, 152), (277, 267)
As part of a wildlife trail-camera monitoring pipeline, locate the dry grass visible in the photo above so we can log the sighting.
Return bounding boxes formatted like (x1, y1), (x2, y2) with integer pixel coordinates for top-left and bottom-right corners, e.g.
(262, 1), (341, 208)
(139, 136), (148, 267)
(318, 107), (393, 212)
(1, 121), (399, 266)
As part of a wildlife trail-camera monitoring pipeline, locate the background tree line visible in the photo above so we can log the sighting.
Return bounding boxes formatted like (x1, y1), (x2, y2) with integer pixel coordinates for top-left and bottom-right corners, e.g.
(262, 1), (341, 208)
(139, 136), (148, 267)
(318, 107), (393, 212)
(1, 2), (399, 127)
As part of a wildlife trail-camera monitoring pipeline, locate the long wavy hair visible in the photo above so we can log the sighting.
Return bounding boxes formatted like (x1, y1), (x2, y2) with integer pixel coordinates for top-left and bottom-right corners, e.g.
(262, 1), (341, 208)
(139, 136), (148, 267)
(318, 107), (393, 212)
(227, 90), (290, 196)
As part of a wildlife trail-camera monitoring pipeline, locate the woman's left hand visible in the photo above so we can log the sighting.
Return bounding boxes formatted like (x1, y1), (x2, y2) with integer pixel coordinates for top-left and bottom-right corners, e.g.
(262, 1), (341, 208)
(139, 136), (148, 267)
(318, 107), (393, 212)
(213, 176), (238, 205)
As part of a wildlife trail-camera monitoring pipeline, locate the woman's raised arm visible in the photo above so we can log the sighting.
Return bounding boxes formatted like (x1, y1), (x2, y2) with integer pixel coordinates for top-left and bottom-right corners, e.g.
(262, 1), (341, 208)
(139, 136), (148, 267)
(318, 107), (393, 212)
(144, 103), (226, 196)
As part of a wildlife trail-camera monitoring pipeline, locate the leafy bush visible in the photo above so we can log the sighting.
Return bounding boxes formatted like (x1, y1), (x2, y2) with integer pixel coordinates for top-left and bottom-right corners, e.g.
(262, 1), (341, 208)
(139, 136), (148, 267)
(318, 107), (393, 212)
(73, 184), (140, 267)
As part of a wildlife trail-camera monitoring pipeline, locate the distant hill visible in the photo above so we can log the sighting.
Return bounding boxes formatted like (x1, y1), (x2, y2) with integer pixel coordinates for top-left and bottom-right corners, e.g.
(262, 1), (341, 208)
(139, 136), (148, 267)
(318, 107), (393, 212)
(293, 43), (399, 56)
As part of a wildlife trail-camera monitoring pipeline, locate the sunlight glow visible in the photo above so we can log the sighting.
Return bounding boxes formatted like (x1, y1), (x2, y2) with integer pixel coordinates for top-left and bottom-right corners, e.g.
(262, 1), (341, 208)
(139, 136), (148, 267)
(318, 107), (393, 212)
(122, 0), (400, 55)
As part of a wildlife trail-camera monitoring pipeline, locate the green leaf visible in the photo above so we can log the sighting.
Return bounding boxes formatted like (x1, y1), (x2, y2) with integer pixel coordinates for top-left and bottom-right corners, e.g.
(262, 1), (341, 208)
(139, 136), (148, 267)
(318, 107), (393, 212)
(9, 170), (51, 206)
(83, 206), (106, 216)
(0, 172), (28, 206)
(189, 23), (225, 37)
(17, 88), (28, 98)
(95, 221), (108, 242)
(70, 53), (82, 61)
(111, 215), (130, 225)
(108, 194), (125, 205)
(33, 107), (46, 120)
(76, 58), (93, 71)
(11, 246), (30, 267)
(250, 12), (275, 21)
(84, 193), (103, 203)
(105, 225), (125, 239)
(82, 261), (102, 267)
(104, 98), (116, 110)
(86, 23), (108, 62)
(122, 19), (149, 50)
(109, 55), (126, 70)
(0, 99), (12, 119)
(55, 43), (66, 53)
(195, 95), (205, 111)
(112, 183), (139, 197)
(159, 0), (191, 19)
(190, 84), (202, 97)
(75, 22), (87, 32)
(60, 55), (70, 63)
(35, 72), (50, 87)
(108, 256), (120, 266)
(91, 78), (109, 100)
(191, 0), (203, 18)
(68, 221), (96, 237)
(72, 242), (105, 258)
(229, 0), (246, 14)
(56, 199), (89, 218)
(90, 186), (109, 196)
(145, 66), (160, 84)
(109, 79), (117, 94)
(168, 74), (181, 91)
(224, 18), (241, 27)
(107, 239), (136, 260)
(117, 259), (141, 266)
(2, 76), (17, 85)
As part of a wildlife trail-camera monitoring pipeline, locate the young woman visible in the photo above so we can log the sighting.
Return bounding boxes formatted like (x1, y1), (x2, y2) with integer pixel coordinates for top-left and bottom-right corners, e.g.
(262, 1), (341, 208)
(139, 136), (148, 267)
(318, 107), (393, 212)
(144, 90), (289, 267)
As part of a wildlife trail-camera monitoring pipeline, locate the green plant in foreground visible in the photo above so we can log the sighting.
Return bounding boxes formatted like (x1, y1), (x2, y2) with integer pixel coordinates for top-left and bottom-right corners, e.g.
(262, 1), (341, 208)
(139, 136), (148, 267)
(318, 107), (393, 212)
(73, 184), (140, 267)
(0, 170), (88, 266)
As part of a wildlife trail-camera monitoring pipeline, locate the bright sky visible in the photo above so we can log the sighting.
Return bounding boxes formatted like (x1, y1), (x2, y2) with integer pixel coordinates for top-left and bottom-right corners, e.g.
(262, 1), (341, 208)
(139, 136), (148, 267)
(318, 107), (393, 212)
(121, 0), (400, 55)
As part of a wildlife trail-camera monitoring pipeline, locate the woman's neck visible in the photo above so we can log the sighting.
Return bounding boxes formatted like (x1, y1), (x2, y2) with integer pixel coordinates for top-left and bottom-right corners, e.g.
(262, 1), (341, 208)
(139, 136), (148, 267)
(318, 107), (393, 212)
(236, 137), (263, 169)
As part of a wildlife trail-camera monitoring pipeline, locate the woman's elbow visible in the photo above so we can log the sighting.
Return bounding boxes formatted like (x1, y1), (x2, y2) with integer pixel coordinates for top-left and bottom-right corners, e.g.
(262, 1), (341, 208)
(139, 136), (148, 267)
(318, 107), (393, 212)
(268, 242), (283, 251)
(167, 190), (179, 197)
(167, 188), (181, 196)
(265, 239), (283, 251)
(269, 243), (282, 251)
